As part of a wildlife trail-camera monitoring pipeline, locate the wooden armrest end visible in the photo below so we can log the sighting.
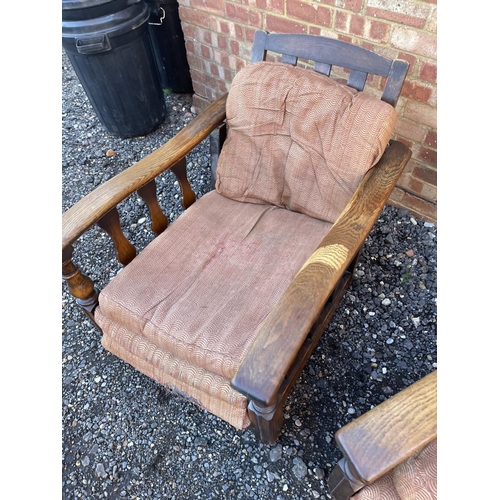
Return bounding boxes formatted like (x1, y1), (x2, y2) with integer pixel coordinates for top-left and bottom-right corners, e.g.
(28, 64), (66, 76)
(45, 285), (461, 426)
(62, 93), (228, 251)
(336, 369), (437, 486)
(232, 141), (412, 406)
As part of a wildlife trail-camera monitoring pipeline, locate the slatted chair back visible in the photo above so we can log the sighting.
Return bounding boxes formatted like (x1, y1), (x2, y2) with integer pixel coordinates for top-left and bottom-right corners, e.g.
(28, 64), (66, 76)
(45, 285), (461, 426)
(251, 30), (408, 108)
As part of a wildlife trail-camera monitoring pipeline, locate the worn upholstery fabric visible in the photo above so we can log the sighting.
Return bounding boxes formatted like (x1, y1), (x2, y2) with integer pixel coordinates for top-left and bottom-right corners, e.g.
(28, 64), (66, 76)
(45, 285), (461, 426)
(216, 61), (397, 223)
(100, 325), (251, 429)
(96, 62), (398, 429)
(352, 439), (437, 500)
(95, 190), (332, 428)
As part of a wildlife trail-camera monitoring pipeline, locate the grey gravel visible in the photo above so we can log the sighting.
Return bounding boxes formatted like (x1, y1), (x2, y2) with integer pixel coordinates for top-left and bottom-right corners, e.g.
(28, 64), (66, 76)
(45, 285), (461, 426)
(62, 49), (437, 500)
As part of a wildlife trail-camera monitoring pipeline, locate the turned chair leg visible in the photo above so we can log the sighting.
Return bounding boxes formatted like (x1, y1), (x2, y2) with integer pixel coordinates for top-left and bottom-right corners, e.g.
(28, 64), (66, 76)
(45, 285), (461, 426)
(327, 458), (365, 500)
(247, 397), (284, 445)
(62, 245), (100, 326)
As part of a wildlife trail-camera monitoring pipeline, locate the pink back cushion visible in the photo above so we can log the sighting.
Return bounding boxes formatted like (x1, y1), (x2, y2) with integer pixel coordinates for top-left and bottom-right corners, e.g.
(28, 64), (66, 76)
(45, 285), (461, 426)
(216, 61), (397, 223)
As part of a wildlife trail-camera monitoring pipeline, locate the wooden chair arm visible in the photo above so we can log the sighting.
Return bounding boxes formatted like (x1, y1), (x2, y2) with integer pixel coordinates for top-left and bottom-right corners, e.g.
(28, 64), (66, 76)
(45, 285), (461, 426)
(62, 93), (227, 252)
(328, 370), (437, 498)
(231, 140), (412, 407)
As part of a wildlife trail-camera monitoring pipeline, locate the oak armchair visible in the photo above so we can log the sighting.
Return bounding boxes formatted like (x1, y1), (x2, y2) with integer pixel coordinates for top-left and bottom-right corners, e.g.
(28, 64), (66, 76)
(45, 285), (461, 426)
(328, 370), (437, 500)
(62, 30), (412, 444)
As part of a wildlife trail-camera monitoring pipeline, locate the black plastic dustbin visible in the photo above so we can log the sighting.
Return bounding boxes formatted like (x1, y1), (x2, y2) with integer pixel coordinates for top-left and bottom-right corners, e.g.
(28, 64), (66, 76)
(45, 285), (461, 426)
(62, 0), (166, 138)
(146, 0), (193, 93)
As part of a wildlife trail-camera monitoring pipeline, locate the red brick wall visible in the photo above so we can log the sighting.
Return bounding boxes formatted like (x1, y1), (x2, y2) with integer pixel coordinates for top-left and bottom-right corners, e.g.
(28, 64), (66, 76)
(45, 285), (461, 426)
(177, 0), (437, 224)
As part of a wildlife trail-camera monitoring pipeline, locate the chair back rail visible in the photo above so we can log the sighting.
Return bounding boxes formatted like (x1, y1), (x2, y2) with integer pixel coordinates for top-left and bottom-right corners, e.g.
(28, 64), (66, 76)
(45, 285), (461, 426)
(251, 30), (408, 107)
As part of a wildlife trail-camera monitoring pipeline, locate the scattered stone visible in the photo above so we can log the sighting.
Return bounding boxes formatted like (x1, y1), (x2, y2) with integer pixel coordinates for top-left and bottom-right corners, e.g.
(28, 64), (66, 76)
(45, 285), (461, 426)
(292, 457), (307, 479)
(194, 437), (207, 447)
(270, 444), (282, 462)
(266, 470), (275, 482)
(95, 463), (107, 478)
(313, 467), (325, 480)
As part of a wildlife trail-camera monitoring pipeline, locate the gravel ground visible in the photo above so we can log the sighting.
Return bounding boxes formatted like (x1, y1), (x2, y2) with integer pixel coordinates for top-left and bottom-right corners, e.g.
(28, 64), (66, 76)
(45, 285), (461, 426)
(62, 49), (437, 500)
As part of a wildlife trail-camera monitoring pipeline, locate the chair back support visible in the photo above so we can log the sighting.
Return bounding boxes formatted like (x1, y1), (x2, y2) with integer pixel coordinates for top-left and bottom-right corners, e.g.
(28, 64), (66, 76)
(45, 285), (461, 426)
(251, 30), (408, 108)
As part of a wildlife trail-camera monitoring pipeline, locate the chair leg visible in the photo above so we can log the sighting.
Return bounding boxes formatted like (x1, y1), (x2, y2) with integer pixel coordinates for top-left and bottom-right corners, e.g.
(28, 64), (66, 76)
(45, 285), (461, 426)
(328, 460), (359, 500)
(63, 245), (100, 324)
(247, 397), (283, 445)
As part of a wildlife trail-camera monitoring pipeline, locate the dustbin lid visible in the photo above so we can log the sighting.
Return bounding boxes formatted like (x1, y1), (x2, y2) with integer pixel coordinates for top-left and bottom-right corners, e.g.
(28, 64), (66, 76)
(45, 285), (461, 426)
(62, 1), (150, 40)
(62, 0), (141, 21)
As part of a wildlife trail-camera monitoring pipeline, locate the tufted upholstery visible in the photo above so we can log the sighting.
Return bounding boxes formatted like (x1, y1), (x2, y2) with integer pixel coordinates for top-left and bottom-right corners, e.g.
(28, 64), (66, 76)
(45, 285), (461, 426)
(216, 62), (397, 223)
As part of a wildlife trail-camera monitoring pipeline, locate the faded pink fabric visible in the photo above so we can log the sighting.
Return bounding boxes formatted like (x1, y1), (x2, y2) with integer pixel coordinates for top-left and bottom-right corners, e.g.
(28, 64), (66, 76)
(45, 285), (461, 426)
(352, 439), (437, 500)
(216, 61), (397, 223)
(96, 191), (331, 427)
(101, 326), (251, 429)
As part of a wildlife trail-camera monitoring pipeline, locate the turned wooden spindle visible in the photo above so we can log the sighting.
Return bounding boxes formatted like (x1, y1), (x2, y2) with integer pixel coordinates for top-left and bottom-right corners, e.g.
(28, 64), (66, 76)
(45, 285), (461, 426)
(137, 179), (169, 235)
(62, 245), (99, 320)
(170, 157), (196, 209)
(97, 207), (137, 266)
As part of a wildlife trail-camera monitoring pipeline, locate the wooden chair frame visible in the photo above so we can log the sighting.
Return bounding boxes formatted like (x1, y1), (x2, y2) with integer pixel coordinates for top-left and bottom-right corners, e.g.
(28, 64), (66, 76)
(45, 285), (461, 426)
(328, 370), (437, 499)
(62, 31), (412, 444)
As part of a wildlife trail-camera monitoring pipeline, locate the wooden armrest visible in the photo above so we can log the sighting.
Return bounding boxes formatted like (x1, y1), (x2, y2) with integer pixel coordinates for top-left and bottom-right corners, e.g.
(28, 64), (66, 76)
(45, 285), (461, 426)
(333, 370), (437, 490)
(62, 93), (227, 251)
(231, 140), (412, 407)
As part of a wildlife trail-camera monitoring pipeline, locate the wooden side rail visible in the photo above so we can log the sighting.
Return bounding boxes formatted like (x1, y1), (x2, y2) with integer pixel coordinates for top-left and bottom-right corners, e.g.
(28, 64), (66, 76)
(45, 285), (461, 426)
(246, 254), (359, 443)
(231, 140), (412, 442)
(62, 245), (100, 320)
(328, 370), (437, 499)
(137, 178), (170, 235)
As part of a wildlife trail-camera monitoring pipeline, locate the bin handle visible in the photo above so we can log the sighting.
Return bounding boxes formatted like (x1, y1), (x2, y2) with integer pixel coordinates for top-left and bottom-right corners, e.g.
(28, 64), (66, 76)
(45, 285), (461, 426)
(148, 6), (165, 25)
(76, 34), (111, 54)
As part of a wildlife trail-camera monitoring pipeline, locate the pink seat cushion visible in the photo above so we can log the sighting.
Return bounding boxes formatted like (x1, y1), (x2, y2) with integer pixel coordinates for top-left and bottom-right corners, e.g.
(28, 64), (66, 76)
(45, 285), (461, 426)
(99, 321), (251, 429)
(216, 61), (397, 223)
(95, 191), (332, 428)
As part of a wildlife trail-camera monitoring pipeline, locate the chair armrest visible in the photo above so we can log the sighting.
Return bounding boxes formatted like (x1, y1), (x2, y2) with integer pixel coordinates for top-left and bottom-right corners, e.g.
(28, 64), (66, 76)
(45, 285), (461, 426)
(62, 93), (227, 251)
(231, 140), (412, 407)
(332, 370), (437, 494)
